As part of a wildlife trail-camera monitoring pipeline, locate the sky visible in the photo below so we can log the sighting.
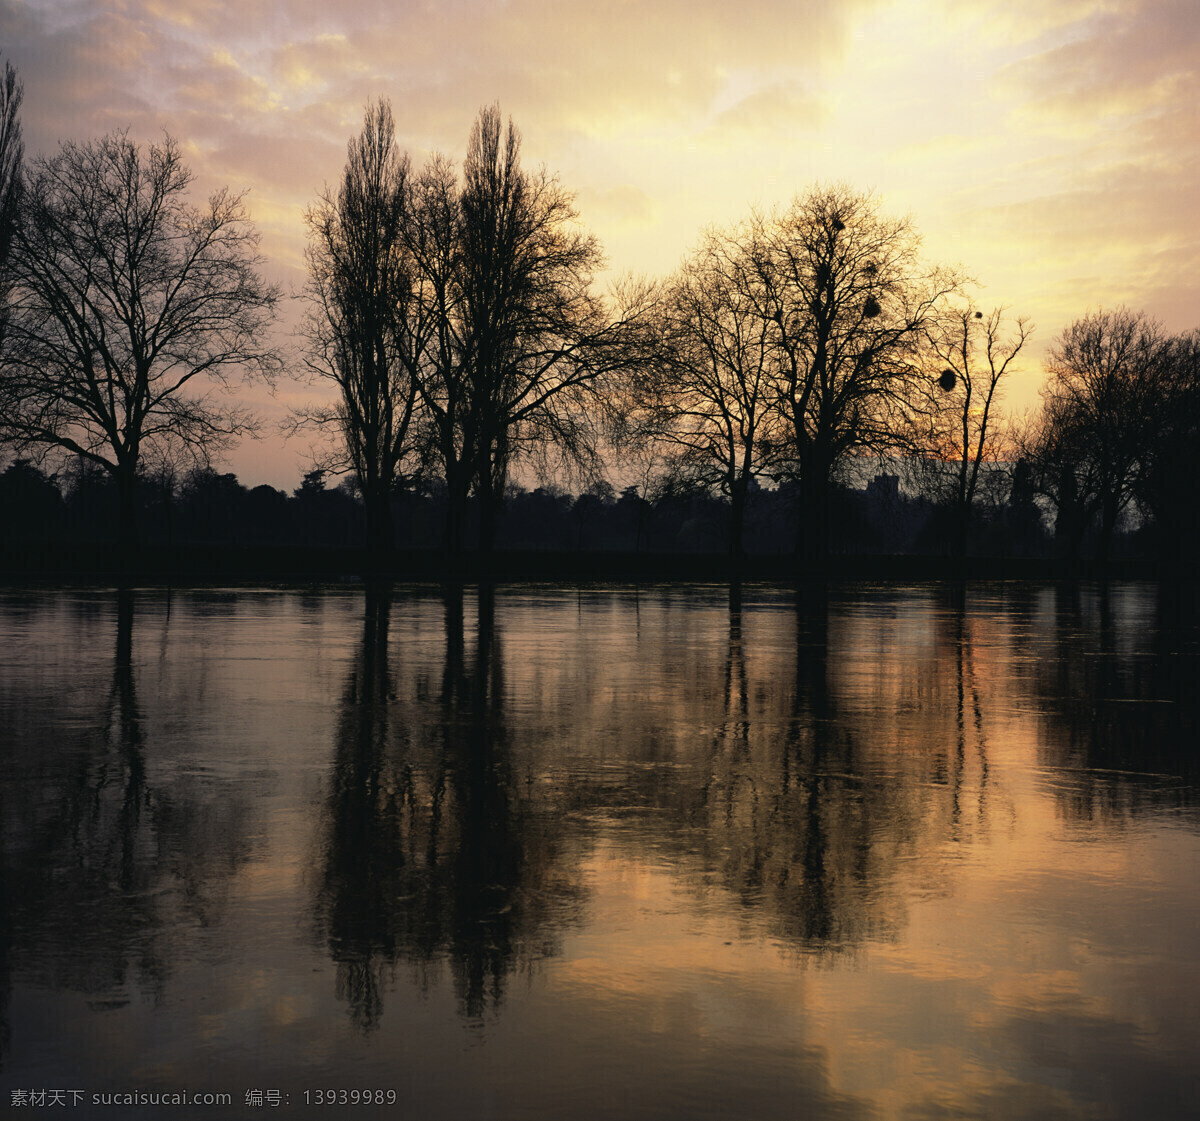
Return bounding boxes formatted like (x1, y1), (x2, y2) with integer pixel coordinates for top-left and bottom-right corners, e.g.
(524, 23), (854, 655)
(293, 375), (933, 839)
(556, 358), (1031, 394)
(1, 0), (1197, 491)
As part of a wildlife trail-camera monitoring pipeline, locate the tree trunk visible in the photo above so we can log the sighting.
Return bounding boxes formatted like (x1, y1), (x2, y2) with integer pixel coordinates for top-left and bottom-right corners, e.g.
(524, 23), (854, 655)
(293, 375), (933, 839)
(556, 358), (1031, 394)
(162, 481), (173, 549)
(116, 463), (140, 558)
(729, 476), (748, 570)
(364, 483), (395, 560)
(954, 500), (970, 562)
(1054, 465), (1084, 562)
(478, 488), (499, 555)
(795, 472), (830, 566)
(476, 435), (509, 557)
(1098, 493), (1119, 563)
(443, 464), (471, 559)
(955, 459), (971, 560)
(476, 451), (505, 557)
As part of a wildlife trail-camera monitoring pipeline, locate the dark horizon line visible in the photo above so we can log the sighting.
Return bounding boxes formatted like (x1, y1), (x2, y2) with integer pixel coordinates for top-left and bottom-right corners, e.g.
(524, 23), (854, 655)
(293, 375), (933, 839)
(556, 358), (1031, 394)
(0, 543), (1188, 585)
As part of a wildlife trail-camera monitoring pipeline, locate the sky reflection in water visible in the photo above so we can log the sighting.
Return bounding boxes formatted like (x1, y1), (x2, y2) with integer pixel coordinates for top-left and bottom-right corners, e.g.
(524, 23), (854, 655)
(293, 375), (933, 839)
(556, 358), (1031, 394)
(1, 582), (1198, 1120)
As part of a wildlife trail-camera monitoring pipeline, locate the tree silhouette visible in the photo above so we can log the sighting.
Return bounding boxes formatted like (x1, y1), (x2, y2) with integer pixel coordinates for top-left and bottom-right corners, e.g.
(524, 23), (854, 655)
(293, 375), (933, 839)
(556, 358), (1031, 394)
(623, 225), (778, 562)
(746, 185), (958, 561)
(298, 100), (421, 557)
(0, 591), (255, 1046)
(907, 304), (1030, 558)
(1022, 308), (1163, 561)
(0, 57), (23, 479)
(1132, 329), (1200, 564)
(0, 60), (21, 337)
(411, 106), (655, 554)
(1, 132), (279, 549)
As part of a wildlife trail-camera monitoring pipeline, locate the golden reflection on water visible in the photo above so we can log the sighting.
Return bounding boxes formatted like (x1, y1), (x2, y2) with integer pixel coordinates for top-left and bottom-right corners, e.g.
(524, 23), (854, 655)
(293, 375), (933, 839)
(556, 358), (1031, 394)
(1, 583), (1197, 1119)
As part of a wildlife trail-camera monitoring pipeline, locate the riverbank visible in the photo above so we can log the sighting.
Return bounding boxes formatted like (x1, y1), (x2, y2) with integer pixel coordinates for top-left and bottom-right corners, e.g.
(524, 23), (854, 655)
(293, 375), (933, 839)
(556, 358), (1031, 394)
(0, 541), (1192, 583)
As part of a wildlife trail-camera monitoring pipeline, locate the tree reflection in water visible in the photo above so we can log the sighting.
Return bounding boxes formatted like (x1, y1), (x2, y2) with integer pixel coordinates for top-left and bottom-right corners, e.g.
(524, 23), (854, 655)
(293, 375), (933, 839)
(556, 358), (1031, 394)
(635, 581), (1010, 961)
(315, 581), (1041, 1027)
(312, 579), (1200, 1033)
(1021, 582), (1200, 821)
(2, 581), (1197, 1117)
(693, 582), (914, 953)
(0, 589), (255, 1066)
(316, 583), (584, 1030)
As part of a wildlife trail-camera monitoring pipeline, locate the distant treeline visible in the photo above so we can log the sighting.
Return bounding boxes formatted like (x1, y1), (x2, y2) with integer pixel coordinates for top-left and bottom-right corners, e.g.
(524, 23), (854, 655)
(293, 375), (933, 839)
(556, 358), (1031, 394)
(1, 62), (1198, 574)
(0, 454), (1106, 562)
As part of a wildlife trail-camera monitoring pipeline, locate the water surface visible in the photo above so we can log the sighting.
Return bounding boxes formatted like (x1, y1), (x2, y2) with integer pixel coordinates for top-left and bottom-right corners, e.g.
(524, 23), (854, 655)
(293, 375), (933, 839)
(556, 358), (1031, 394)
(2, 582), (1198, 1119)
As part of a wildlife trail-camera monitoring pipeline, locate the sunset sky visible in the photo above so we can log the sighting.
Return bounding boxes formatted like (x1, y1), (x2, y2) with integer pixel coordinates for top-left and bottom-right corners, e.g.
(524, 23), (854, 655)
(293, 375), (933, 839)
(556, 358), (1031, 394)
(2, 0), (1196, 490)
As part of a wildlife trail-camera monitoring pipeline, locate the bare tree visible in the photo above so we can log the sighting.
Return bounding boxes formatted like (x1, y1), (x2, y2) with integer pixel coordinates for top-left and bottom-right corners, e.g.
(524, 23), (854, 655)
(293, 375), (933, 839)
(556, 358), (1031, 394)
(402, 152), (476, 555)
(907, 305), (1031, 557)
(1011, 396), (1092, 560)
(0, 58), (23, 461)
(1033, 308), (1164, 561)
(1133, 329), (1200, 562)
(454, 105), (655, 552)
(1, 132), (280, 548)
(0, 59), (21, 290)
(625, 225), (778, 561)
(406, 106), (654, 554)
(747, 186), (958, 560)
(299, 100), (422, 555)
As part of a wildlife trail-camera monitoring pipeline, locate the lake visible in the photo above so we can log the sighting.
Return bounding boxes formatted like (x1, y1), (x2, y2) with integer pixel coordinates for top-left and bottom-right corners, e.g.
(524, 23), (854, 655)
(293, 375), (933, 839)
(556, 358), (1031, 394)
(1, 582), (1198, 1120)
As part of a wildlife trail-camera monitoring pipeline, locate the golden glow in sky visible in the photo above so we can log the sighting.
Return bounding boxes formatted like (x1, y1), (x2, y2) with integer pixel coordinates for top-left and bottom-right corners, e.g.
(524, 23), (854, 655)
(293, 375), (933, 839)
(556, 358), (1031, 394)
(2, 0), (1196, 487)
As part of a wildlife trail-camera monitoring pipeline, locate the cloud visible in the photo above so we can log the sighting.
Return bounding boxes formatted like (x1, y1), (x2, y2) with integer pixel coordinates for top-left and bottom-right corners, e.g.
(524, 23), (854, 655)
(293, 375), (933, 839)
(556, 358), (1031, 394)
(706, 82), (829, 143)
(576, 183), (660, 229)
(1, 0), (880, 207)
(998, 0), (1199, 121)
(849, 0), (1200, 357)
(3, 0), (1198, 485)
